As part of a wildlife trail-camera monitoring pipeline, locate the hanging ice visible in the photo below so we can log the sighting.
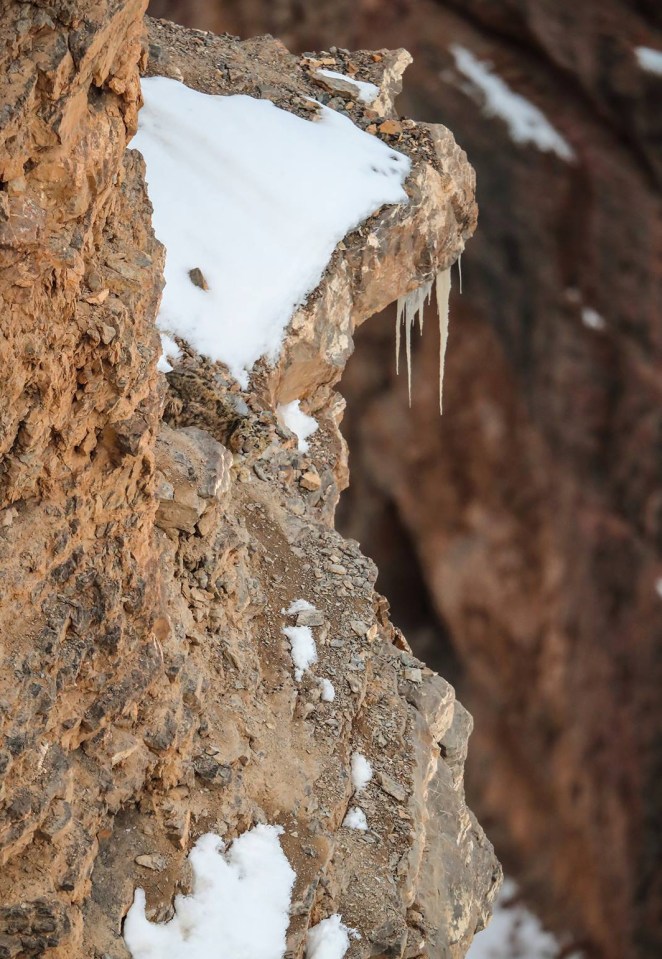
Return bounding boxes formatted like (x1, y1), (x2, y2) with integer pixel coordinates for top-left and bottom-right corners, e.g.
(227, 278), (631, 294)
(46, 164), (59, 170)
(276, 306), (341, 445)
(395, 267), (452, 413)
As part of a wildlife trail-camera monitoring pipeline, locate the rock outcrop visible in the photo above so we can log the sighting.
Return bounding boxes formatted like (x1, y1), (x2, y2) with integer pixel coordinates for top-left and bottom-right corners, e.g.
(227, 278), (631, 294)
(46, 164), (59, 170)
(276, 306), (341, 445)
(146, 2), (662, 958)
(0, 5), (497, 957)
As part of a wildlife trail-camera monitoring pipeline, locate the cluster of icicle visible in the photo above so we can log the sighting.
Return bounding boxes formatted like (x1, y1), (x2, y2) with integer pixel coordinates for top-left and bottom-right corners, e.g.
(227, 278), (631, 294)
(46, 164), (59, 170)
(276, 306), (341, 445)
(395, 264), (454, 413)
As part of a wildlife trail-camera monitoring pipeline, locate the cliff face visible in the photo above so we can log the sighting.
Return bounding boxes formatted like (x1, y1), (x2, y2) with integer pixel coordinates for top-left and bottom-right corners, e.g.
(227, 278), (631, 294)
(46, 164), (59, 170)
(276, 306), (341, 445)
(144, 2), (662, 958)
(0, 5), (497, 958)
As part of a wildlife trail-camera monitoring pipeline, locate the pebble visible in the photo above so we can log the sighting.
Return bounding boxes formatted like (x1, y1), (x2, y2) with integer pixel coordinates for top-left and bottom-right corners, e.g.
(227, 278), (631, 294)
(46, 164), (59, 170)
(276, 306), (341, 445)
(377, 772), (407, 802)
(403, 667), (423, 684)
(135, 854), (167, 871)
(297, 609), (325, 627)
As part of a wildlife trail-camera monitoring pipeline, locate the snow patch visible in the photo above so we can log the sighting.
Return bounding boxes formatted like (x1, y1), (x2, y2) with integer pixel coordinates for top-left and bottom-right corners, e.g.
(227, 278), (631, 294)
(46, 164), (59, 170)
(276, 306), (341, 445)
(277, 400), (319, 453)
(351, 753), (372, 792)
(123, 825), (295, 959)
(449, 45), (575, 161)
(316, 68), (380, 104)
(157, 334), (182, 373)
(343, 807), (368, 831)
(283, 625), (318, 681)
(320, 678), (336, 702)
(581, 307), (606, 331)
(635, 46), (662, 76)
(395, 268), (451, 413)
(134, 76), (410, 386)
(306, 915), (358, 959)
(286, 598), (316, 614)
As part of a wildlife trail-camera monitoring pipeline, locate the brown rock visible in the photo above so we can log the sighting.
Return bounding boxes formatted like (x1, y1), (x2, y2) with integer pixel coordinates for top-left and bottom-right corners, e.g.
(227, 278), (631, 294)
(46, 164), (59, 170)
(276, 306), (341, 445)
(0, 7), (497, 958)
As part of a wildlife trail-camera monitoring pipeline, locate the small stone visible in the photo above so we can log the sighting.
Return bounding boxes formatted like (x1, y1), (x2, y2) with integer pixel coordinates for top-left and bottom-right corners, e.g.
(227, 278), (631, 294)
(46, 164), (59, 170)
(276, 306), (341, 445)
(403, 667), (423, 684)
(379, 119), (403, 136)
(135, 854), (167, 871)
(328, 564), (347, 575)
(300, 470), (321, 491)
(350, 620), (368, 637)
(296, 609), (325, 628)
(188, 267), (209, 290)
(84, 288), (110, 305)
(100, 323), (116, 344)
(377, 771), (407, 802)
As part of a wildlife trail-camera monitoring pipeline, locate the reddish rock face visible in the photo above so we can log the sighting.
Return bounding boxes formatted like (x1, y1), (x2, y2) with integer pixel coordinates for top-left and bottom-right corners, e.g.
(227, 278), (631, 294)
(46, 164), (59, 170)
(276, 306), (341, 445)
(153, 2), (662, 957)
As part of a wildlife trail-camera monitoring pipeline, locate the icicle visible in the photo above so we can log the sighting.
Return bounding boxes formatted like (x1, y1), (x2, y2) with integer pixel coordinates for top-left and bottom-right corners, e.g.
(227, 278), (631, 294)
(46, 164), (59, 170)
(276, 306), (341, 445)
(395, 298), (404, 375)
(395, 280), (433, 406)
(436, 268), (452, 414)
(406, 306), (413, 404)
(457, 253), (463, 295)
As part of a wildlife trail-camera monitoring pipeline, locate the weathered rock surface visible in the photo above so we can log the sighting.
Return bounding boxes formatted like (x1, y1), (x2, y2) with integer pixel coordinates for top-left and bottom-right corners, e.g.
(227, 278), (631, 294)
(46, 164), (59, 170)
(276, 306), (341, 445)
(0, 5), (497, 957)
(147, 2), (662, 958)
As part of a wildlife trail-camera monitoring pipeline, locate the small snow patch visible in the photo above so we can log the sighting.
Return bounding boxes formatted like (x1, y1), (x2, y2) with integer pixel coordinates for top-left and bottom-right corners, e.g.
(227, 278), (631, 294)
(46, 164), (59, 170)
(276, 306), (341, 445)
(283, 625), (318, 681)
(286, 598), (316, 614)
(351, 753), (373, 792)
(157, 333), (182, 373)
(343, 807), (368, 831)
(277, 400), (319, 453)
(635, 46), (662, 76)
(581, 307), (606, 331)
(123, 825), (295, 959)
(306, 915), (358, 959)
(134, 77), (410, 386)
(320, 678), (336, 702)
(448, 45), (575, 161)
(316, 68), (380, 104)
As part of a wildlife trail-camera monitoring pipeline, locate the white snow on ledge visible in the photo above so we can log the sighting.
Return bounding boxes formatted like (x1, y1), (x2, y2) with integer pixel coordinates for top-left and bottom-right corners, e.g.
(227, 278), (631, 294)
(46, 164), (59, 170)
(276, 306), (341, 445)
(134, 77), (411, 386)
(448, 45), (575, 162)
(316, 68), (380, 103)
(635, 46), (662, 76)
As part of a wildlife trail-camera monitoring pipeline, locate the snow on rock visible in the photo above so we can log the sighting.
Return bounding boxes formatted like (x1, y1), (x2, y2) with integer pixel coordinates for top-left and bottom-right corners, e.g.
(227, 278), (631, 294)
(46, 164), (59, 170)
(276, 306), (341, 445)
(581, 307), (606, 331)
(157, 333), (182, 373)
(351, 753), (373, 792)
(466, 878), (578, 959)
(277, 400), (319, 453)
(343, 807), (368, 831)
(319, 678), (336, 702)
(286, 598), (316, 614)
(306, 915), (357, 959)
(134, 76), (411, 386)
(123, 825), (295, 959)
(316, 68), (380, 104)
(635, 46), (662, 76)
(448, 45), (575, 162)
(283, 625), (318, 681)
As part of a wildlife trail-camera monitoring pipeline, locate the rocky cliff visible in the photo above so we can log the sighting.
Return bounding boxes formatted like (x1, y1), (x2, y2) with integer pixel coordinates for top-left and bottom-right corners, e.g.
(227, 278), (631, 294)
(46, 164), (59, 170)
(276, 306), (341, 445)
(0, 4), (498, 957)
(147, 2), (662, 956)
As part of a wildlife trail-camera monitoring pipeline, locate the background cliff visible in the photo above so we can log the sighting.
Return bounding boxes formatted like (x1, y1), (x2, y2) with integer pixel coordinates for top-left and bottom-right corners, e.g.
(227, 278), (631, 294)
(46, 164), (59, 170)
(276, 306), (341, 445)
(0, 2), (498, 956)
(144, 2), (662, 958)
